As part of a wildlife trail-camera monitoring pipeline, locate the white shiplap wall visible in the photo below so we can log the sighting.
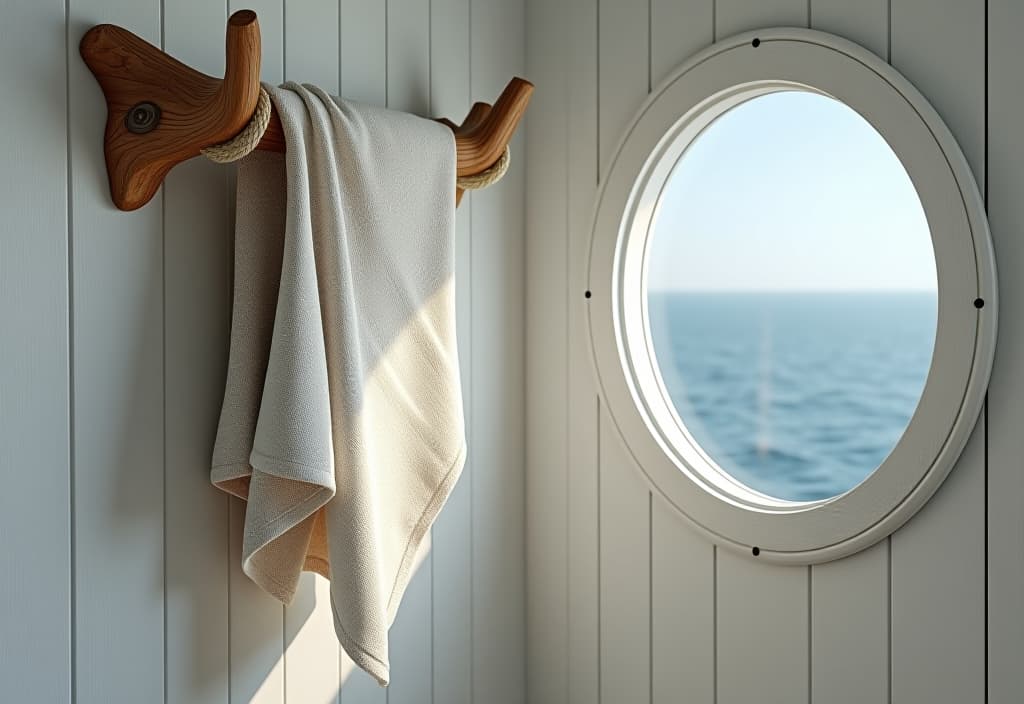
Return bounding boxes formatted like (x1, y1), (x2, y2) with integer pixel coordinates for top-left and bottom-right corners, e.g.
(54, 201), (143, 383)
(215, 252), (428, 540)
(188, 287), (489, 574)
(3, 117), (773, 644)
(525, 0), (1024, 702)
(0, 1), (524, 702)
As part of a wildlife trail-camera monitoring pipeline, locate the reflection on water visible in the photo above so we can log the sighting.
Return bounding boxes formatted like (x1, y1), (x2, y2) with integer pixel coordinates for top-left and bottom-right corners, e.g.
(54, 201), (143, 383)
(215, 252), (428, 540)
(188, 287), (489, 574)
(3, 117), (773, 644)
(648, 292), (937, 501)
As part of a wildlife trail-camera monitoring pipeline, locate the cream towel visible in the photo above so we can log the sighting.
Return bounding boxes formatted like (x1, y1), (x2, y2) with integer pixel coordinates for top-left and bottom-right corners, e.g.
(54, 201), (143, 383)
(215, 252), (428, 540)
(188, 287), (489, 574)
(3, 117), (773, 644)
(211, 82), (465, 686)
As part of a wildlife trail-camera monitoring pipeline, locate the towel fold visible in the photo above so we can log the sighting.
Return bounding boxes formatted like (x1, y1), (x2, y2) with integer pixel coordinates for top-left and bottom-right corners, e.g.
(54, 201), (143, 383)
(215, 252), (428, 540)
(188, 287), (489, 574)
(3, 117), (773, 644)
(211, 82), (466, 686)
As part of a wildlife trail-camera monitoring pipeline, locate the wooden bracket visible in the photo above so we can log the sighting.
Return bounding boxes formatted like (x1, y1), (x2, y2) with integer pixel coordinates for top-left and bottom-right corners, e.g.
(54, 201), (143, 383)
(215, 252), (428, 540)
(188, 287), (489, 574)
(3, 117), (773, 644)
(80, 9), (533, 211)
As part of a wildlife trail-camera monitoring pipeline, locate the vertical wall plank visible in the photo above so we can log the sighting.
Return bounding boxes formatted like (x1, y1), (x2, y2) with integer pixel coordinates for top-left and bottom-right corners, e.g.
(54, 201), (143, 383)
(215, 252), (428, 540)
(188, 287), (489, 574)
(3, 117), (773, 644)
(651, 493), (714, 704)
(717, 554), (809, 704)
(0, 0), (70, 700)
(650, 0), (713, 87)
(597, 0), (649, 176)
(69, 2), (165, 702)
(340, 652), (386, 704)
(889, 1), (987, 702)
(236, 0), (284, 83)
(386, 542), (434, 703)
(228, 496), (285, 704)
(811, 0), (888, 60)
(382, 3), (434, 700)
(646, 9), (717, 697)
(285, 574), (341, 703)
(524, 0), (570, 701)
(284, 0), (339, 90)
(801, 6), (891, 703)
(470, 0), (527, 701)
(987, 2), (1024, 701)
(163, 2), (231, 702)
(340, 0), (386, 106)
(566, 0), (601, 701)
(694, 6), (814, 704)
(281, 3), (342, 701)
(430, 1), (474, 702)
(223, 5), (285, 703)
(891, 0), (985, 184)
(336, 2), (389, 699)
(811, 541), (889, 704)
(387, 0), (430, 113)
(715, 0), (808, 38)
(891, 433), (987, 703)
(599, 410), (651, 704)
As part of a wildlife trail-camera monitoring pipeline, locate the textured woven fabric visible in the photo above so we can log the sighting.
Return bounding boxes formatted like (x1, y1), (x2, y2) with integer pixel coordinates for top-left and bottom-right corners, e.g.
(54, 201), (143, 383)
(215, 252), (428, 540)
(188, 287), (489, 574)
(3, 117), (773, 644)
(211, 82), (465, 687)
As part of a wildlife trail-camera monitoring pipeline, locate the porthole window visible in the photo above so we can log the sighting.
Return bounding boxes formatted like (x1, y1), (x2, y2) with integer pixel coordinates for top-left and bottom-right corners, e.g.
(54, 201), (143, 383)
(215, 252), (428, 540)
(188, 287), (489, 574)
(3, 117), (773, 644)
(587, 29), (996, 563)
(646, 90), (937, 503)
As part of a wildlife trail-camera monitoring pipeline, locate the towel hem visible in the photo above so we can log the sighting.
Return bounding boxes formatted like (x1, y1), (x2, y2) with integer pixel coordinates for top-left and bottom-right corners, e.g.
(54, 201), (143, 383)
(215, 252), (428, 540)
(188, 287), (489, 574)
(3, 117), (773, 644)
(386, 441), (467, 617)
(250, 448), (336, 486)
(330, 589), (393, 687)
(329, 441), (467, 688)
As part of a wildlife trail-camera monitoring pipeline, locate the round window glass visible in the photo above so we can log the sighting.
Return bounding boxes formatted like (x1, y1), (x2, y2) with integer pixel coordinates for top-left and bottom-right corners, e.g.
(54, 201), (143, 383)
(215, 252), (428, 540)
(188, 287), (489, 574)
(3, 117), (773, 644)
(644, 90), (938, 502)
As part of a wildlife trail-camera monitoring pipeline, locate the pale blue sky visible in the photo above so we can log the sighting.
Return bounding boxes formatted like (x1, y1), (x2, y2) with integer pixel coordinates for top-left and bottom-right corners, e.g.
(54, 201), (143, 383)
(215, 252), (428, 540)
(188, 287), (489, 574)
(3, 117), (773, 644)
(647, 91), (937, 292)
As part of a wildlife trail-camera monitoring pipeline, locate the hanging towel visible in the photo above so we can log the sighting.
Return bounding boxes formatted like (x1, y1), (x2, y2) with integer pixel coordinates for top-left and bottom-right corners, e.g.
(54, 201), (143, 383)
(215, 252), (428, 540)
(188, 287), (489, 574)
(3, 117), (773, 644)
(211, 82), (466, 687)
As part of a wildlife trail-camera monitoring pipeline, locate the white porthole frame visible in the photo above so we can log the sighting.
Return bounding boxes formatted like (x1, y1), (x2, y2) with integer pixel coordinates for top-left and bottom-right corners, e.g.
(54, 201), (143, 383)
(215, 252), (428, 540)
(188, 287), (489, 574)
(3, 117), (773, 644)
(586, 28), (997, 564)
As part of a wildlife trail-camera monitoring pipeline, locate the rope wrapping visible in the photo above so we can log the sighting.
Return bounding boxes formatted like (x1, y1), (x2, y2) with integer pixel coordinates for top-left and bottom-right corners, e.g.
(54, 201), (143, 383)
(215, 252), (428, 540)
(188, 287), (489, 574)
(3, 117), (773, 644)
(455, 146), (510, 191)
(201, 87), (272, 163)
(201, 87), (510, 192)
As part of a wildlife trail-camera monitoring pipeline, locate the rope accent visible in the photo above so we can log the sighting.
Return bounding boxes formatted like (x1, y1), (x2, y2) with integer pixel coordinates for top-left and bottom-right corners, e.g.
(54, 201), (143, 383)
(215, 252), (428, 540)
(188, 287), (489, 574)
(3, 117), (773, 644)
(201, 87), (272, 163)
(202, 87), (510, 193)
(456, 146), (510, 190)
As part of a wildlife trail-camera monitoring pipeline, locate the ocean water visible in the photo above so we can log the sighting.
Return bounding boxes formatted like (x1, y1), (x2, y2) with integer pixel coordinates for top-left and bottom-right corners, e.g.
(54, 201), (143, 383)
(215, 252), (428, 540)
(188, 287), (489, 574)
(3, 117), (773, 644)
(647, 292), (937, 501)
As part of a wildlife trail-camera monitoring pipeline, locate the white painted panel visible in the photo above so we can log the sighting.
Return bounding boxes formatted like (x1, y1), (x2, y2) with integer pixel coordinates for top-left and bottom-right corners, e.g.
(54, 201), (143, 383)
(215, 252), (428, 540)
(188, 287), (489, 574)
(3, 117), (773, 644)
(987, 3), (1024, 701)
(665, 5), (812, 704)
(470, 0), (527, 701)
(811, 541), (889, 704)
(715, 0), (808, 39)
(163, 3), (231, 702)
(69, 2), (165, 701)
(234, 0), (284, 84)
(891, 0), (985, 186)
(599, 409), (651, 704)
(651, 492), (714, 704)
(597, 0), (649, 176)
(566, 0), (601, 701)
(387, 540), (434, 703)
(1, 2), (528, 703)
(229, 498), (285, 704)
(285, 573), (341, 704)
(650, 0), (714, 87)
(340, 653), (386, 703)
(889, 1), (986, 701)
(429, 3), (473, 703)
(223, 5), (286, 704)
(340, 0), (386, 106)
(387, 0), (430, 114)
(524, 0), (570, 700)
(281, 3), (344, 700)
(717, 554), (809, 704)
(802, 6), (891, 702)
(382, 4), (435, 699)
(335, 5), (394, 701)
(0, 0), (70, 700)
(286, 0), (340, 91)
(891, 430), (986, 703)
(811, 0), (888, 60)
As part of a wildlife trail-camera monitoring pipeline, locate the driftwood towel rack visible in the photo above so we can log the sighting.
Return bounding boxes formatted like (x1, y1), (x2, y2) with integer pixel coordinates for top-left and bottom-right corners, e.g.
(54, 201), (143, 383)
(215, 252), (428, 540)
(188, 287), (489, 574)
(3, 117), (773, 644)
(80, 9), (533, 211)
